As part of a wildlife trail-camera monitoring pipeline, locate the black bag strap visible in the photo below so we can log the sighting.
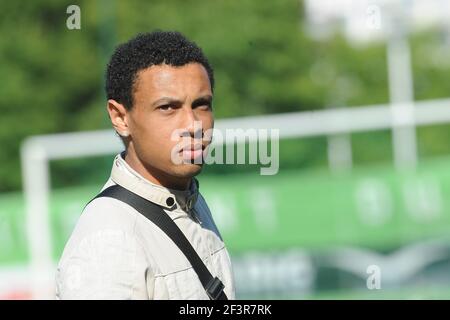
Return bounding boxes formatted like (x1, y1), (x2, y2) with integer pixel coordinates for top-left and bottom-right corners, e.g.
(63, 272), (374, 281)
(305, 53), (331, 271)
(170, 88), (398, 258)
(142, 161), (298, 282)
(91, 184), (228, 300)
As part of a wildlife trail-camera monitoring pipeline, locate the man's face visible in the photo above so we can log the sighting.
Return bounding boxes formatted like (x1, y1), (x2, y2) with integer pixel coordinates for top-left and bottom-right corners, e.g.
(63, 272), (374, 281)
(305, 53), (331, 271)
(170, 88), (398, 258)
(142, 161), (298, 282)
(126, 62), (214, 185)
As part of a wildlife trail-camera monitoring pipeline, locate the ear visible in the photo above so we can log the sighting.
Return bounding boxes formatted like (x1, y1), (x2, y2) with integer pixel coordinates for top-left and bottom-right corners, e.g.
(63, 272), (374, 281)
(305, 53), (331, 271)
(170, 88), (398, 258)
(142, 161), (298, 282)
(107, 99), (130, 137)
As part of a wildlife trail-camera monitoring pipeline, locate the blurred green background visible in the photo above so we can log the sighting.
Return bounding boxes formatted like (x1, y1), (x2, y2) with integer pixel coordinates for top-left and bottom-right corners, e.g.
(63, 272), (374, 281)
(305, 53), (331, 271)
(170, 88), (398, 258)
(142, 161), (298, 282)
(2, 0), (450, 299)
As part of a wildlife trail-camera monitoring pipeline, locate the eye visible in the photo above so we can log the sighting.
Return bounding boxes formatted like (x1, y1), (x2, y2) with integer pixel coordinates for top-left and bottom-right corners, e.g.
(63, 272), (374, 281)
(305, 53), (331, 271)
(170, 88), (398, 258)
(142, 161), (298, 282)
(195, 103), (212, 111)
(158, 104), (174, 111)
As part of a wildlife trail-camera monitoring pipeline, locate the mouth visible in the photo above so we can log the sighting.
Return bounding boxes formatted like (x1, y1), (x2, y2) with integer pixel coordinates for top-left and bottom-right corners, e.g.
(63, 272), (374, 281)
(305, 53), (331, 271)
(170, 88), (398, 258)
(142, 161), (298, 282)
(179, 143), (205, 161)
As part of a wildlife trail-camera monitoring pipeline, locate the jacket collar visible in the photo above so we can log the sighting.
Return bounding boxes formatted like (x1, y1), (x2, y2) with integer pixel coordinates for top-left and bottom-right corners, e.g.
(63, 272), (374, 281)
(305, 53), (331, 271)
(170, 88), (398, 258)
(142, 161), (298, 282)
(110, 152), (199, 214)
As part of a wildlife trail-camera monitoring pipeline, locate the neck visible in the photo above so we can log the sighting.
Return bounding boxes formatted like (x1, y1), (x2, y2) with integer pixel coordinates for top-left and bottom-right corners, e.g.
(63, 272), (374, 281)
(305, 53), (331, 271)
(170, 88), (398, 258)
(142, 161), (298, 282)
(123, 147), (191, 191)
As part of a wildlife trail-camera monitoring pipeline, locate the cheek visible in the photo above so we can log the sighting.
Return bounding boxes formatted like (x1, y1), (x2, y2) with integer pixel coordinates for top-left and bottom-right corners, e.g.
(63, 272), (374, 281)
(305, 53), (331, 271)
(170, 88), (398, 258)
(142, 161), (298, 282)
(131, 116), (167, 152)
(133, 116), (157, 141)
(143, 124), (180, 157)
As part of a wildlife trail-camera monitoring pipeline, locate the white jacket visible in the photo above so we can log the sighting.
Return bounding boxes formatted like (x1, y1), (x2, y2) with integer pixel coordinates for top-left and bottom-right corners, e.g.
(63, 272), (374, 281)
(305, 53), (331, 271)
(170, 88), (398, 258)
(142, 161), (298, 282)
(56, 152), (235, 299)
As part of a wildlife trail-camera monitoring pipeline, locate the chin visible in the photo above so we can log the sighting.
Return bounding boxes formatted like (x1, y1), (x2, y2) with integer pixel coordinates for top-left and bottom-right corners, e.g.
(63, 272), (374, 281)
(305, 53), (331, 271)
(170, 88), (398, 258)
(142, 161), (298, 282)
(171, 163), (203, 178)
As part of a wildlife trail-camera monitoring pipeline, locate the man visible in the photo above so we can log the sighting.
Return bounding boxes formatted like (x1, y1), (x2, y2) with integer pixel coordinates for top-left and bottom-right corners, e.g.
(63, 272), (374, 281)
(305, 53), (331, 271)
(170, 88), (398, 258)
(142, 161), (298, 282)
(56, 31), (235, 299)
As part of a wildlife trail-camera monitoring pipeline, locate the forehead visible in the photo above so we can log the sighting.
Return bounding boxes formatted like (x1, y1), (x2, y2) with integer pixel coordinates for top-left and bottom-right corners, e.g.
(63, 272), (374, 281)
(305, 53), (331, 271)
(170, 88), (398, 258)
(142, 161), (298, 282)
(133, 62), (211, 99)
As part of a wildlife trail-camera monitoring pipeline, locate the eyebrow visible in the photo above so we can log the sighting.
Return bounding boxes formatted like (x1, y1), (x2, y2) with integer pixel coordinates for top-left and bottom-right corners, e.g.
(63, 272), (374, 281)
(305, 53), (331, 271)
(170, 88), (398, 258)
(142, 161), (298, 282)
(151, 97), (182, 108)
(192, 95), (213, 108)
(151, 95), (213, 108)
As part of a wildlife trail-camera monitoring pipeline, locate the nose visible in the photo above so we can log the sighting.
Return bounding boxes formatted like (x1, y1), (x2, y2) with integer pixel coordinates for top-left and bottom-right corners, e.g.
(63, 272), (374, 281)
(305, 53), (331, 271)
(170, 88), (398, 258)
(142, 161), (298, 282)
(182, 108), (203, 139)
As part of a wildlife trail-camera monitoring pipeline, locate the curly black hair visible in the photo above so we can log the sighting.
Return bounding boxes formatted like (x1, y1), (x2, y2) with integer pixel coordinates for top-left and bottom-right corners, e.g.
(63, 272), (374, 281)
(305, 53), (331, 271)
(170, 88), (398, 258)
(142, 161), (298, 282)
(105, 30), (214, 110)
